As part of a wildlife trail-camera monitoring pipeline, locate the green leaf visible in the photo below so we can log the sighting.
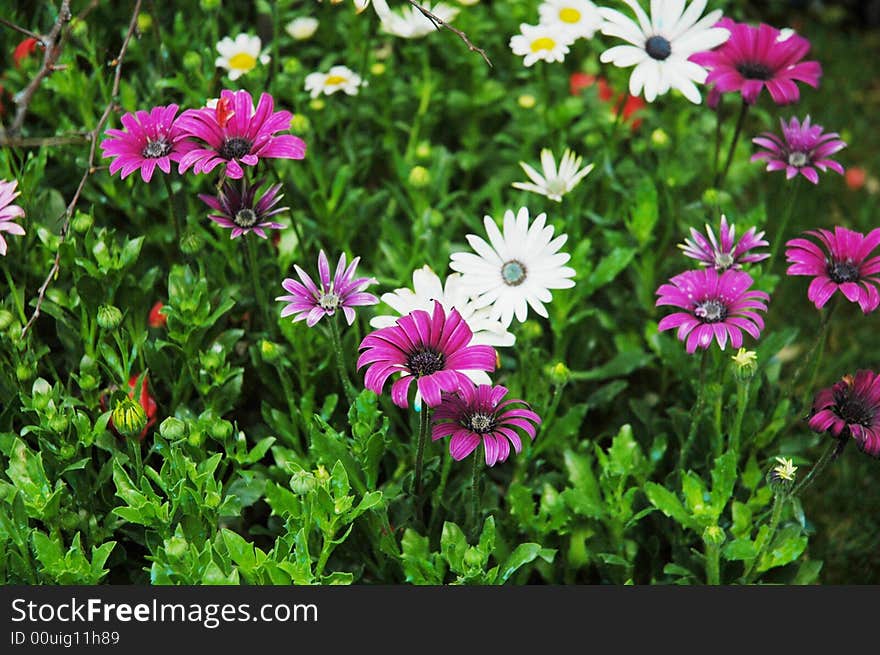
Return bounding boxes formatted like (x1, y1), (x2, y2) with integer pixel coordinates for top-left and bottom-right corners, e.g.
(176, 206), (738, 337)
(644, 482), (697, 529)
(758, 526), (807, 573)
(499, 544), (556, 584)
(584, 247), (637, 296)
(723, 538), (757, 562)
(625, 178), (658, 246)
(441, 522), (468, 574)
(709, 451), (737, 519)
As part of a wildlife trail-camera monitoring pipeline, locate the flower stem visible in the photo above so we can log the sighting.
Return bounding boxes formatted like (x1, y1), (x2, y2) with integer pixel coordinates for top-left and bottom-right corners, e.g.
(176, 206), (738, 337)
(791, 440), (839, 498)
(705, 539), (721, 586)
(328, 314), (356, 406)
(786, 297), (836, 411)
(729, 378), (751, 456)
(743, 492), (784, 584)
(712, 97), (724, 182)
(768, 178), (801, 267)
(412, 406), (430, 496)
(244, 235), (270, 330)
(470, 450), (481, 536)
(161, 175), (181, 244)
(678, 350), (710, 471)
(715, 100), (749, 189)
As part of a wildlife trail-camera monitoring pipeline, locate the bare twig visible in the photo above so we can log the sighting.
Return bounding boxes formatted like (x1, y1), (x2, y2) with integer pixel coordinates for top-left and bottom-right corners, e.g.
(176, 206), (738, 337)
(6, 1), (72, 137)
(0, 17), (44, 43)
(0, 132), (89, 148)
(404, 0), (492, 67)
(21, 0), (143, 339)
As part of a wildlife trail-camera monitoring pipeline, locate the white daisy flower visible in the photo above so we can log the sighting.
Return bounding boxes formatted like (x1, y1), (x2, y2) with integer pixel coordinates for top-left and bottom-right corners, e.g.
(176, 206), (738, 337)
(509, 23), (575, 67)
(319, 0), (386, 13)
(380, 2), (459, 39)
(370, 265), (515, 348)
(304, 65), (364, 98)
(598, 0), (730, 104)
(286, 17), (319, 41)
(538, 0), (602, 40)
(512, 148), (594, 202)
(214, 33), (270, 81)
(450, 208), (576, 327)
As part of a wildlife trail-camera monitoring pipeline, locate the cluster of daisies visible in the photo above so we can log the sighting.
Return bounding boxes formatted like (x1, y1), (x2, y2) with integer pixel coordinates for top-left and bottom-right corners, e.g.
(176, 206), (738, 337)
(277, 206), (576, 467)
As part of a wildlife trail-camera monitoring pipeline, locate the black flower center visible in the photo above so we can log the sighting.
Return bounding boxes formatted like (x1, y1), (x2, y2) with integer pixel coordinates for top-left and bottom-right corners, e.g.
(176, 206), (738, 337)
(407, 348), (445, 377)
(694, 299), (728, 323)
(465, 412), (496, 434)
(142, 139), (172, 159)
(736, 61), (773, 80)
(219, 136), (253, 160)
(834, 391), (875, 427)
(234, 208), (258, 228)
(501, 260), (527, 287)
(645, 35), (672, 60)
(827, 260), (859, 284)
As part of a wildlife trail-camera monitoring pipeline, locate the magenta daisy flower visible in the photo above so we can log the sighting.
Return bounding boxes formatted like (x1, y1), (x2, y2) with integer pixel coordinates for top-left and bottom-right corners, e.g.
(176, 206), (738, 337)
(100, 104), (193, 183)
(198, 179), (287, 239)
(432, 383), (541, 467)
(689, 19), (821, 105)
(679, 215), (769, 272)
(357, 301), (497, 409)
(751, 116), (846, 184)
(0, 179), (26, 256)
(177, 90), (306, 179)
(656, 268), (769, 353)
(809, 370), (880, 458)
(785, 227), (880, 313)
(277, 250), (378, 327)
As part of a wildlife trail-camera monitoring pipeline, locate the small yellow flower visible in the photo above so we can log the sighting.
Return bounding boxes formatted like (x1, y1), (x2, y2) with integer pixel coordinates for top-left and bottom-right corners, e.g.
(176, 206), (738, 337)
(731, 347), (758, 381)
(517, 94), (537, 109)
(771, 456), (798, 482)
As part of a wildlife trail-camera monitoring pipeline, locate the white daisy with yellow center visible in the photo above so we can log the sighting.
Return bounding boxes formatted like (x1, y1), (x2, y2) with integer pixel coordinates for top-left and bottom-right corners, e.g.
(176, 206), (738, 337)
(513, 148), (594, 202)
(380, 2), (459, 39)
(538, 0), (602, 39)
(509, 23), (575, 67)
(215, 33), (270, 81)
(286, 17), (319, 41)
(304, 65), (364, 98)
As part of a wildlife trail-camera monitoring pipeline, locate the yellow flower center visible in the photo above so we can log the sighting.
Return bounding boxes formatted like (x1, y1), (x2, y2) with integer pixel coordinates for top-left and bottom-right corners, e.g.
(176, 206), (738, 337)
(530, 37), (556, 53)
(228, 52), (256, 71)
(560, 7), (581, 23)
(325, 74), (348, 86)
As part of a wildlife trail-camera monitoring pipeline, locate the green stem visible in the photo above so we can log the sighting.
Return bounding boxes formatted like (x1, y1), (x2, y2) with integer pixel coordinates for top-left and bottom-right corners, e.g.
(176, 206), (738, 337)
(791, 440), (838, 498)
(244, 235), (270, 331)
(705, 540), (721, 585)
(470, 450), (480, 536)
(712, 97), (724, 183)
(743, 492), (785, 584)
(412, 406), (430, 496)
(715, 100), (749, 189)
(729, 378), (751, 456)
(2, 264), (27, 324)
(768, 179), (801, 267)
(678, 350), (710, 471)
(161, 175), (180, 244)
(530, 381), (565, 458)
(786, 298), (836, 410)
(328, 314), (356, 406)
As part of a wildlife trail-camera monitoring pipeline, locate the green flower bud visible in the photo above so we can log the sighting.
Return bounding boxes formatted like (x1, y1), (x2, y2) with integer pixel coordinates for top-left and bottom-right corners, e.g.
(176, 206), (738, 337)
(517, 94), (536, 109)
(259, 339), (282, 363)
(547, 361), (571, 386)
(0, 309), (15, 330)
(415, 141), (432, 160)
(70, 17), (88, 38)
(78, 373), (99, 391)
(731, 347), (758, 382)
(701, 187), (732, 207)
(97, 304), (123, 330)
(160, 417), (187, 441)
(427, 209), (444, 228)
(137, 12), (153, 31)
(59, 444), (76, 460)
(309, 98), (325, 111)
(71, 211), (94, 233)
(180, 229), (203, 255)
(187, 430), (205, 447)
(408, 165), (431, 188)
(520, 320), (543, 341)
(209, 419), (233, 441)
(289, 113), (310, 133)
(283, 57), (302, 75)
(702, 525), (725, 546)
(16, 363), (34, 382)
(165, 534), (188, 558)
(49, 414), (70, 433)
(32, 378), (52, 409)
(370, 62), (386, 76)
(650, 128), (670, 148)
(182, 51), (202, 71)
(112, 396), (147, 438)
(291, 469), (317, 495)
(314, 465), (330, 485)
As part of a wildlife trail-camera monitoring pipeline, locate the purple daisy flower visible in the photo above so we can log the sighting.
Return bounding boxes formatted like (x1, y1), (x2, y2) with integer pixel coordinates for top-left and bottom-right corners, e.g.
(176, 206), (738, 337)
(0, 179), (26, 256)
(690, 19), (821, 106)
(100, 104), (194, 183)
(357, 301), (497, 409)
(177, 90), (306, 179)
(751, 116), (846, 184)
(785, 227), (880, 313)
(198, 179), (287, 239)
(656, 268), (769, 353)
(277, 250), (378, 327)
(809, 370), (880, 458)
(432, 383), (541, 467)
(679, 214), (769, 272)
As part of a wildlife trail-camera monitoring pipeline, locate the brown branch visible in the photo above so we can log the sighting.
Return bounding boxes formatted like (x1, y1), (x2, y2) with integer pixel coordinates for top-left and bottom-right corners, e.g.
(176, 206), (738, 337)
(6, 1), (72, 137)
(0, 17), (44, 43)
(21, 0), (143, 340)
(405, 0), (492, 67)
(0, 132), (90, 148)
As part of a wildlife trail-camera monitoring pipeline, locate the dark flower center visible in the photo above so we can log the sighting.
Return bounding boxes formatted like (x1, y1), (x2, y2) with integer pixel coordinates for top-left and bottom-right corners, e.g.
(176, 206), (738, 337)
(219, 136), (253, 160)
(234, 208), (258, 228)
(501, 260), (527, 286)
(787, 151), (809, 167)
(827, 260), (859, 284)
(141, 139), (172, 159)
(694, 299), (728, 323)
(407, 348), (445, 377)
(465, 412), (496, 434)
(318, 291), (340, 311)
(736, 61), (774, 80)
(834, 391), (875, 427)
(714, 252), (735, 271)
(645, 35), (672, 60)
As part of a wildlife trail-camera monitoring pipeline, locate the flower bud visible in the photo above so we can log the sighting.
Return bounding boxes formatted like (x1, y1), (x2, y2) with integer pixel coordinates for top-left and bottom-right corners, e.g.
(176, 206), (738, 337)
(16, 363), (34, 382)
(97, 304), (123, 330)
(259, 339), (282, 362)
(148, 301), (167, 328)
(160, 417), (187, 441)
(182, 51), (202, 71)
(209, 419), (233, 441)
(702, 525), (725, 546)
(78, 373), (99, 391)
(137, 12), (153, 32)
(289, 113), (310, 134)
(165, 534), (188, 558)
(547, 361), (571, 386)
(767, 456), (797, 491)
(0, 309), (14, 330)
(463, 547), (483, 569)
(31, 378), (52, 409)
(49, 414), (69, 433)
(283, 57), (302, 75)
(650, 128), (670, 148)
(285, 16), (318, 40)
(180, 229), (203, 255)
(111, 396), (147, 438)
(291, 469), (317, 495)
(59, 444), (76, 460)
(517, 94), (536, 109)
(187, 430), (205, 447)
(71, 211), (94, 233)
(314, 465), (330, 485)
(520, 320), (543, 341)
(309, 98), (325, 111)
(731, 348), (758, 382)
(415, 141), (432, 160)
(370, 62), (386, 76)
(408, 166), (431, 189)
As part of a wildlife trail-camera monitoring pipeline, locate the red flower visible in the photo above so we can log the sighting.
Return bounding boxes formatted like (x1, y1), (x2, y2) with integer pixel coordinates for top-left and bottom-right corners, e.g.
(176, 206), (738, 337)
(569, 72), (645, 131)
(846, 167), (867, 191)
(102, 373), (158, 440)
(148, 301), (167, 328)
(13, 38), (40, 67)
